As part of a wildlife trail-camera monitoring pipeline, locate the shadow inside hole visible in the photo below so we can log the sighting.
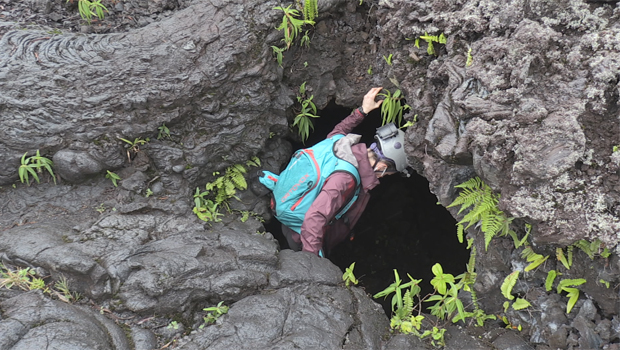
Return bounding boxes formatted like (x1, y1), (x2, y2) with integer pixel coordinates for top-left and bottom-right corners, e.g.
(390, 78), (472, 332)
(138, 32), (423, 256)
(264, 100), (470, 316)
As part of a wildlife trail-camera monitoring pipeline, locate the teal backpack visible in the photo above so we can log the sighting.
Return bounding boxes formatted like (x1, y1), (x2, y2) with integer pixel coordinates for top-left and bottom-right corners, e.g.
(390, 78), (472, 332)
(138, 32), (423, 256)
(259, 134), (361, 235)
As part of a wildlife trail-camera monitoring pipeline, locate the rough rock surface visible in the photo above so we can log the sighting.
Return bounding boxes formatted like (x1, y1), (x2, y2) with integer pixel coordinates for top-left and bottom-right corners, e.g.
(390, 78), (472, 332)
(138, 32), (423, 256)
(2, 0), (620, 348)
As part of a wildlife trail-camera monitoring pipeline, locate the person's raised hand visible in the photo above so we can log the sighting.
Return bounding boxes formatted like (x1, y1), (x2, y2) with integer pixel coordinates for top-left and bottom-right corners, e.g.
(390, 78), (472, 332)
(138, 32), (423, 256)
(361, 87), (384, 114)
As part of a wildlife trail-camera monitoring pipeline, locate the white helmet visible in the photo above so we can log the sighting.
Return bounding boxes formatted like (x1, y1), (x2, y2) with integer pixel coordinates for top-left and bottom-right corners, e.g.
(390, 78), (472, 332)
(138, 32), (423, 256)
(371, 123), (409, 174)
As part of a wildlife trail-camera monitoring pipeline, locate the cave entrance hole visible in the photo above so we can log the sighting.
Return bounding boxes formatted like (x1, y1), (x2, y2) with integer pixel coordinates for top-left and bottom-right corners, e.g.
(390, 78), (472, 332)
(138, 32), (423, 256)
(264, 100), (470, 315)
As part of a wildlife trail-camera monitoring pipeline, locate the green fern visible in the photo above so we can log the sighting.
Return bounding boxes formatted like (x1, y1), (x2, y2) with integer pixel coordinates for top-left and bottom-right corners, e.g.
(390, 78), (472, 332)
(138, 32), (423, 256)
(521, 247), (549, 272)
(303, 0), (318, 22)
(246, 156), (261, 168)
(194, 158), (260, 223)
(572, 239), (609, 260)
(395, 289), (414, 321)
(447, 177), (515, 250)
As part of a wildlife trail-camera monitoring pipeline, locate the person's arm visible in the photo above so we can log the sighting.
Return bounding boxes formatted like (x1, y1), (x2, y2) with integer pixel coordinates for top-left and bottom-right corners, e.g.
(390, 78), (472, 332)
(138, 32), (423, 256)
(300, 173), (357, 256)
(327, 87), (384, 137)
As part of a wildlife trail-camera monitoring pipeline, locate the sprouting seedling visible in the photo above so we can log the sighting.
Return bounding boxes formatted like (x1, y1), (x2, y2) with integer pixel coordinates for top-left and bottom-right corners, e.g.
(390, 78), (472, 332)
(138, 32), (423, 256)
(18, 150), (56, 186)
(466, 46), (473, 67)
(300, 30), (311, 48)
(105, 170), (120, 187)
(383, 54), (393, 66)
(400, 116), (417, 129)
(367, 65), (373, 75)
(271, 46), (285, 67)
(201, 301), (229, 328)
(157, 124), (170, 140)
(118, 137), (148, 162)
(342, 262), (359, 288)
(415, 32), (447, 55)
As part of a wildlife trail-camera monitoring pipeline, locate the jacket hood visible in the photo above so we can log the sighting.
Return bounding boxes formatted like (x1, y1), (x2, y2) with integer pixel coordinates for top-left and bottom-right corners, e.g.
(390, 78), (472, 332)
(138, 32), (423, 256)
(351, 143), (380, 191)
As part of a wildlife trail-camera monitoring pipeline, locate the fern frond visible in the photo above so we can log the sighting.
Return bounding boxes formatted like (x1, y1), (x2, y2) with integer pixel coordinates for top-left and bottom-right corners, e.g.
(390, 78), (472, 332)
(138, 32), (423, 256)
(231, 164), (247, 174)
(481, 213), (503, 236)
(303, 0), (318, 22)
(573, 240), (595, 259)
(449, 177), (514, 250)
(224, 181), (236, 196)
(456, 224), (464, 243)
(454, 177), (483, 190)
(402, 289), (414, 318)
(484, 230), (495, 251)
(246, 156), (261, 168)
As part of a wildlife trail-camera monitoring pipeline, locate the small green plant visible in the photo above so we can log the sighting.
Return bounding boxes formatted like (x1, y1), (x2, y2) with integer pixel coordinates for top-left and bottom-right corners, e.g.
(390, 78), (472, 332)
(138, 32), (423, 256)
(193, 188), (223, 223)
(193, 158), (261, 223)
(500, 315), (523, 331)
(375, 252), (494, 345)
(18, 150), (56, 186)
(68, 0), (109, 25)
(415, 32), (447, 55)
(200, 301), (229, 328)
(521, 247), (549, 272)
(556, 247), (572, 269)
(30, 276), (47, 291)
(466, 46), (473, 67)
(400, 115), (418, 129)
(383, 54), (393, 66)
(0, 265), (85, 302)
(119, 137), (148, 162)
(0, 265), (39, 291)
(145, 188), (154, 198)
(105, 170), (121, 187)
(300, 30), (311, 48)
(367, 65), (373, 75)
(421, 326), (446, 347)
(613, 145), (619, 152)
(167, 321), (179, 330)
(600, 279), (611, 288)
(157, 124), (171, 140)
(374, 269), (424, 335)
(342, 262), (359, 288)
(271, 46), (285, 67)
(452, 245), (495, 327)
(425, 264), (466, 323)
(274, 5), (314, 49)
(447, 177), (516, 250)
(294, 82), (320, 143)
(54, 275), (80, 303)
(572, 239), (610, 259)
(545, 270), (558, 291)
(238, 210), (250, 223)
(557, 279), (586, 313)
(95, 203), (106, 213)
(379, 89), (411, 127)
(500, 271), (531, 311)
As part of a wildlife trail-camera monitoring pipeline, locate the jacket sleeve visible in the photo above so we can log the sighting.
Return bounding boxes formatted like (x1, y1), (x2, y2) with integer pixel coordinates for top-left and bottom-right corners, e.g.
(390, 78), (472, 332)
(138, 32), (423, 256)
(327, 108), (366, 138)
(300, 173), (357, 255)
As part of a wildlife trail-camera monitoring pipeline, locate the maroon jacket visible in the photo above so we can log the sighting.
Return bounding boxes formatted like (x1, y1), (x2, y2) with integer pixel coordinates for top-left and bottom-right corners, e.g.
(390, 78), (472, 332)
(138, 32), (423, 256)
(289, 109), (380, 255)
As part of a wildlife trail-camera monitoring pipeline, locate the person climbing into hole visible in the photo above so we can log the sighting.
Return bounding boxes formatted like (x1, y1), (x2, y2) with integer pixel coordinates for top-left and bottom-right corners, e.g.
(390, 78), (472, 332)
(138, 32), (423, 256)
(258, 87), (410, 257)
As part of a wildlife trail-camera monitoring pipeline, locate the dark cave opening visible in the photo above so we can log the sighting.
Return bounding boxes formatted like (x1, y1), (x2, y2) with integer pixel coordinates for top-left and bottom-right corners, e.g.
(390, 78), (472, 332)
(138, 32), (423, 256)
(264, 100), (470, 315)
